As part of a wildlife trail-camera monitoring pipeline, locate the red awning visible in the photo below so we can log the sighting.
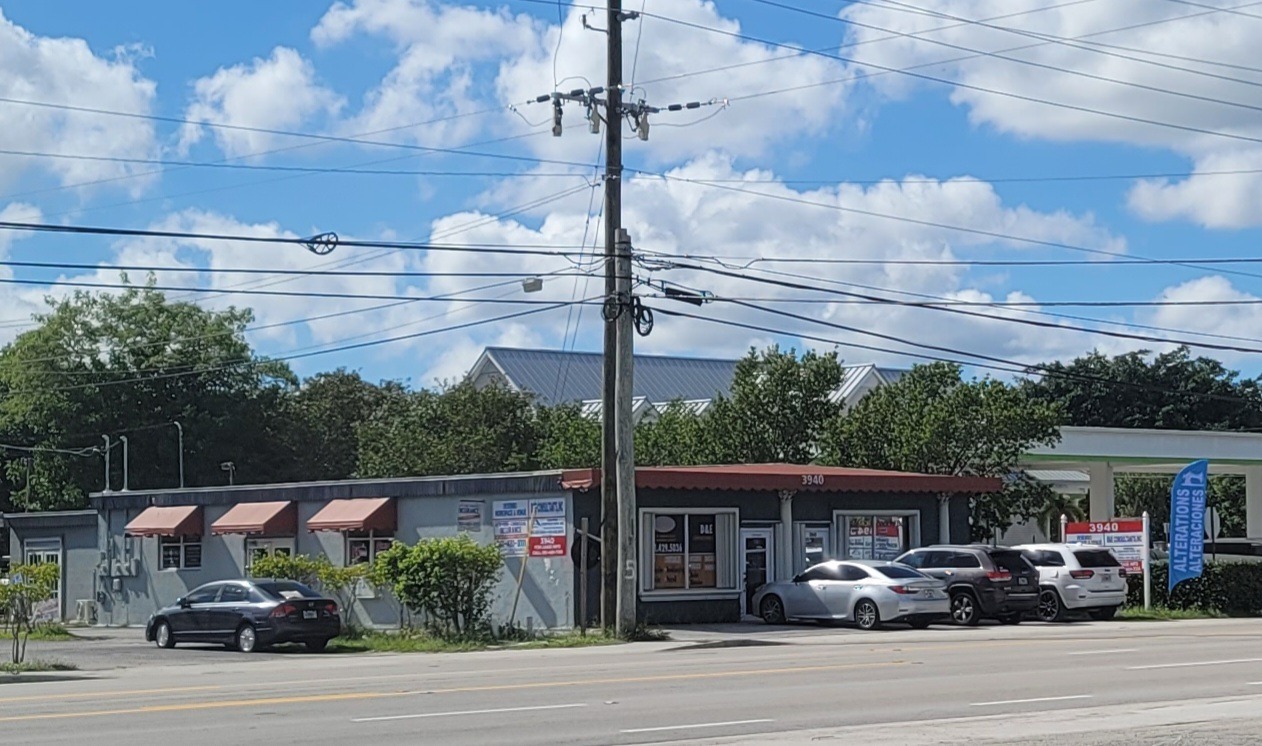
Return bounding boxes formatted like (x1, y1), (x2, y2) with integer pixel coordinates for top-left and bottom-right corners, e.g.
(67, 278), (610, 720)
(210, 501), (297, 536)
(124, 505), (204, 537)
(306, 498), (396, 533)
(560, 464), (1001, 494)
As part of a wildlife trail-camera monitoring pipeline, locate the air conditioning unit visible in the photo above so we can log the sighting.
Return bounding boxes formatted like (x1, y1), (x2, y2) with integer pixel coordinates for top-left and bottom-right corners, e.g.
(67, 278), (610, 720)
(75, 599), (97, 626)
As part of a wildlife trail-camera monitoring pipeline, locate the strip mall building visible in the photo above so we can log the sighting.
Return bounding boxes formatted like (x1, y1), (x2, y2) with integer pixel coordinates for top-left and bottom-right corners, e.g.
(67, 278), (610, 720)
(5, 464), (997, 627)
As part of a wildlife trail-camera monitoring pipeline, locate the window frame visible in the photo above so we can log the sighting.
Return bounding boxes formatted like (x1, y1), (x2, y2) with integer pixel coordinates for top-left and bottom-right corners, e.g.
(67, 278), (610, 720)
(245, 537), (297, 573)
(639, 508), (740, 598)
(832, 510), (921, 562)
(345, 531), (394, 567)
(159, 535), (203, 571)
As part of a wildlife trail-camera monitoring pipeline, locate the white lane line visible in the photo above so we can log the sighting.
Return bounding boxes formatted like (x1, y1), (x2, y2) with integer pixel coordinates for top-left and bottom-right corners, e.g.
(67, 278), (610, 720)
(971, 695), (1093, 707)
(353, 703), (586, 723)
(1128, 657), (1262, 671)
(621, 719), (775, 734)
(1067, 648), (1137, 656)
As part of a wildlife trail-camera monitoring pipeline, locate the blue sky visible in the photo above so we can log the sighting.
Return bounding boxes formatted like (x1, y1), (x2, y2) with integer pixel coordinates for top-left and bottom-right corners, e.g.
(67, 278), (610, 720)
(1, 0), (1260, 387)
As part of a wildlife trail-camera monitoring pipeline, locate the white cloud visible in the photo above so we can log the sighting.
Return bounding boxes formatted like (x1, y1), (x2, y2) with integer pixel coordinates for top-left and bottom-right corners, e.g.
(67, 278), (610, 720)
(312, 0), (538, 148)
(0, 9), (157, 191)
(1140, 275), (1262, 362)
(838, 0), (1262, 227)
(0, 203), (49, 347)
(410, 155), (1131, 380)
(180, 47), (344, 158)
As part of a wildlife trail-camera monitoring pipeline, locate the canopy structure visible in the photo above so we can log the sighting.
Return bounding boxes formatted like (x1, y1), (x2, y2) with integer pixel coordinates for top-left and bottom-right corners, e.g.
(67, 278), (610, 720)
(306, 498), (396, 533)
(210, 501), (296, 536)
(124, 505), (203, 537)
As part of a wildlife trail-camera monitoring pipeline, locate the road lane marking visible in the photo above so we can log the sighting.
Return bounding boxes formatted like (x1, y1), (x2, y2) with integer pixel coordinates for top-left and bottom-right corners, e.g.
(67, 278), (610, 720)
(0, 660), (908, 723)
(971, 695), (1093, 707)
(1067, 649), (1136, 656)
(353, 703), (586, 723)
(0, 686), (224, 705)
(621, 719), (774, 734)
(1128, 658), (1262, 671)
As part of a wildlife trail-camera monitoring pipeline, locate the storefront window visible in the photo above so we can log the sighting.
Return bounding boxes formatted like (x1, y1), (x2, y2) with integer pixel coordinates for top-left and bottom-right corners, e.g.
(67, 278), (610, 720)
(245, 538), (295, 572)
(642, 511), (737, 592)
(837, 514), (915, 561)
(159, 536), (202, 570)
(347, 532), (394, 566)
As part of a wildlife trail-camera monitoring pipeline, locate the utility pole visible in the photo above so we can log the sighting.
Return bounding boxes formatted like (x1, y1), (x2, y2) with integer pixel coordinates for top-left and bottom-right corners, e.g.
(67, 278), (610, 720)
(613, 227), (637, 636)
(600, 0), (624, 635)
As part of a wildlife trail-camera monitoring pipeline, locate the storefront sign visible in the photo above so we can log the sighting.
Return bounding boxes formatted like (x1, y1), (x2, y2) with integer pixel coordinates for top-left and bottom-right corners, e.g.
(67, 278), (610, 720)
(847, 516), (873, 559)
(873, 517), (904, 561)
(529, 535), (567, 557)
(1065, 519), (1145, 573)
(458, 500), (483, 531)
(493, 500), (529, 521)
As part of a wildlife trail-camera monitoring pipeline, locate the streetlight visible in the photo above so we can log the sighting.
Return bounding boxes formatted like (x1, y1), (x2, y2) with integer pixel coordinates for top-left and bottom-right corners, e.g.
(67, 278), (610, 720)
(220, 461), (236, 486)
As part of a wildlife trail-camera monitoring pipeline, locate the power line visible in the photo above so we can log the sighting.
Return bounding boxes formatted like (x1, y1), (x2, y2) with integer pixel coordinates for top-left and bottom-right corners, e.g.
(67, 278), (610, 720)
(0, 260), (594, 279)
(686, 167), (1262, 187)
(644, 250), (1262, 268)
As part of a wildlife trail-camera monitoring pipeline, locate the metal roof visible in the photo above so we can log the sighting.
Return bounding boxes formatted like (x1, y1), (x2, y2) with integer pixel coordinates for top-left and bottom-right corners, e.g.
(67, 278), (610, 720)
(561, 463), (1000, 494)
(474, 347), (908, 407)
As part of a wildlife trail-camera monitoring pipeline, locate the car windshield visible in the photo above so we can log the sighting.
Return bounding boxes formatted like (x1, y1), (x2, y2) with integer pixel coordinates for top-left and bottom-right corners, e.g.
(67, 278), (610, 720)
(1074, 549), (1121, 568)
(871, 565), (926, 579)
(254, 581), (321, 600)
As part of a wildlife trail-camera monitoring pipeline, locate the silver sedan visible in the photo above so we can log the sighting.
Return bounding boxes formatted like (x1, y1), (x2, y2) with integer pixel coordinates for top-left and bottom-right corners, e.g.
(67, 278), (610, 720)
(751, 560), (950, 630)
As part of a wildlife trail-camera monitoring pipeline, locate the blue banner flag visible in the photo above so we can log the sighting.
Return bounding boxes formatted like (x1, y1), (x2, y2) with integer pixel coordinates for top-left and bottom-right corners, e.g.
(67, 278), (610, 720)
(1168, 459), (1209, 592)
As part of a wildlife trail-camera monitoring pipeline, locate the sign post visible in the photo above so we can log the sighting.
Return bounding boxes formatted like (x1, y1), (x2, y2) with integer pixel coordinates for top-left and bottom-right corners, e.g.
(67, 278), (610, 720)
(1142, 511), (1152, 611)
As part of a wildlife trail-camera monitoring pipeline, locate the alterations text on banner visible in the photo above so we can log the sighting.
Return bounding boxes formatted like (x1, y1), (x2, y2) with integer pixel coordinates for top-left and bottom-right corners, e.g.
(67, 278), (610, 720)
(1064, 519), (1144, 573)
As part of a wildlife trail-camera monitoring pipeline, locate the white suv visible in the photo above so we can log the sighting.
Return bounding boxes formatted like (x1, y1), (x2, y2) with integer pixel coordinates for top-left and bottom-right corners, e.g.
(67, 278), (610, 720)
(1014, 544), (1128, 622)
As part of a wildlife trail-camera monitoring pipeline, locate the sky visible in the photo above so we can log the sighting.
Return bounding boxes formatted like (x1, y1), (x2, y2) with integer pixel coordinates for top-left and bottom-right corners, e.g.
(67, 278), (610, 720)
(2, 0), (1262, 387)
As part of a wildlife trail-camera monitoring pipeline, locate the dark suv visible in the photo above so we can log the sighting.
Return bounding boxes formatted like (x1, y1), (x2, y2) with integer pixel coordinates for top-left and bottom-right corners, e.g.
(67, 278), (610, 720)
(894, 545), (1040, 626)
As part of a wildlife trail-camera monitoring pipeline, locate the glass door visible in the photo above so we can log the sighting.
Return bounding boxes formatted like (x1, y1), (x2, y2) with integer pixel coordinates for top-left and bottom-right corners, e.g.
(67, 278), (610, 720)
(740, 528), (775, 615)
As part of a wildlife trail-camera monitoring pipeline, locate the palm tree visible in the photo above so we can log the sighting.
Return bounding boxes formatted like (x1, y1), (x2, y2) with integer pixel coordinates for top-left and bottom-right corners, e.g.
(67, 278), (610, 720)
(1037, 493), (1086, 542)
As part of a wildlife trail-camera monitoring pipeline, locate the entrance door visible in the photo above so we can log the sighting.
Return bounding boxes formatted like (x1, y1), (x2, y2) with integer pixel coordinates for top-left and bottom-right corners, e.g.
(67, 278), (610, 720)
(741, 528), (776, 616)
(23, 545), (62, 622)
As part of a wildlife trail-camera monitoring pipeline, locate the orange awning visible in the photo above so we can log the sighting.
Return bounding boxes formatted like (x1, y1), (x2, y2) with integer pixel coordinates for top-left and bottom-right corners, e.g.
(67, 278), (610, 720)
(210, 501), (296, 536)
(125, 505), (204, 537)
(306, 498), (396, 533)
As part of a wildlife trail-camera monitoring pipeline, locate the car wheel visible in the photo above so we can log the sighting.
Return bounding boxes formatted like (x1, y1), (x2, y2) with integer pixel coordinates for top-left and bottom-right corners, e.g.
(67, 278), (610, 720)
(760, 595), (787, 625)
(235, 623), (258, 653)
(950, 592), (980, 626)
(907, 617), (932, 630)
(1037, 588), (1067, 623)
(854, 600), (881, 631)
(1089, 606), (1119, 621)
(998, 613), (1023, 625)
(306, 638), (329, 653)
(154, 621), (176, 649)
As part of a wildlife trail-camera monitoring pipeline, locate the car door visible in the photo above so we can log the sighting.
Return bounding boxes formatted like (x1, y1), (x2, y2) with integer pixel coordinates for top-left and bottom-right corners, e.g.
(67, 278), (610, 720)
(781, 566), (832, 619)
(206, 583), (250, 642)
(818, 564), (868, 618)
(909, 551), (951, 582)
(170, 583), (221, 639)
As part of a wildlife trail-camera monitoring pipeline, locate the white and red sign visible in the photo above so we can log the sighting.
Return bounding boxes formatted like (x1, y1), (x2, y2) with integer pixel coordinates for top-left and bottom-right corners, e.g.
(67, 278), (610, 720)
(529, 535), (567, 557)
(1065, 519), (1145, 572)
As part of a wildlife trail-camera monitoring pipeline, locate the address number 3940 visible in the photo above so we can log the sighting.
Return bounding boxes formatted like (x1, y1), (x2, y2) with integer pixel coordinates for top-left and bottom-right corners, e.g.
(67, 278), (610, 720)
(802, 474), (825, 486)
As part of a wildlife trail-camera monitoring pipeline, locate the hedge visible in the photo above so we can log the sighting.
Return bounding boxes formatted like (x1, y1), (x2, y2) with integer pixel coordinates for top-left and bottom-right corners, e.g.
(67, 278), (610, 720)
(1126, 561), (1262, 615)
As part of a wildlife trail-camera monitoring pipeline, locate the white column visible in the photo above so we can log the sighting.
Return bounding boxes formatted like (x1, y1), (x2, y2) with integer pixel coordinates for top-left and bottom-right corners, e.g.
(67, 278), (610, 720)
(938, 496), (951, 544)
(1247, 466), (1262, 539)
(779, 491), (794, 582)
(1089, 462), (1115, 520)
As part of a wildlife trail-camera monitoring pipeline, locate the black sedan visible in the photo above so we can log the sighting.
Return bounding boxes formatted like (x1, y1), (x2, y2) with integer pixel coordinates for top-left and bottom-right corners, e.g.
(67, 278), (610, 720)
(145, 579), (341, 653)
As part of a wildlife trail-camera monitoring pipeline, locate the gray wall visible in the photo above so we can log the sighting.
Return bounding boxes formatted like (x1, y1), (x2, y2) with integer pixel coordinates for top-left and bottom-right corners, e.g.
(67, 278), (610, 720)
(7, 514), (98, 623)
(96, 491), (574, 630)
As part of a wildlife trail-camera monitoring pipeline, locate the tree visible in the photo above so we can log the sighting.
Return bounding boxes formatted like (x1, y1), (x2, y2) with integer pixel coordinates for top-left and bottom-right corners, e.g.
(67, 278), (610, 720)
(0, 283), (299, 508)
(535, 403), (601, 469)
(284, 369), (400, 480)
(1023, 347), (1262, 431)
(373, 535), (503, 639)
(824, 363), (1063, 541)
(0, 562), (60, 665)
(1034, 492), (1087, 542)
(703, 346), (848, 464)
(635, 402), (712, 466)
(356, 382), (541, 478)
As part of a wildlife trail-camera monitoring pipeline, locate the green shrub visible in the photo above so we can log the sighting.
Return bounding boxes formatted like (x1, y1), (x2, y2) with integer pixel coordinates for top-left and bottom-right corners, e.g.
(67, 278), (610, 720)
(1126, 561), (1262, 615)
(249, 553), (365, 630)
(373, 535), (504, 639)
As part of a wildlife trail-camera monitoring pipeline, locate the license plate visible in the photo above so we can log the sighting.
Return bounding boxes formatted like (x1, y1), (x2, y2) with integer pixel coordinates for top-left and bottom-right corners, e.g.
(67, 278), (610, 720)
(1018, 577), (1029, 585)
(303, 610), (317, 620)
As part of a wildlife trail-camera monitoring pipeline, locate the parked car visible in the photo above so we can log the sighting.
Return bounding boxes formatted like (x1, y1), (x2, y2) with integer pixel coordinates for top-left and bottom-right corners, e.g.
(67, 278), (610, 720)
(751, 559), (949, 630)
(895, 545), (1040, 626)
(1014, 543), (1128, 622)
(145, 579), (340, 653)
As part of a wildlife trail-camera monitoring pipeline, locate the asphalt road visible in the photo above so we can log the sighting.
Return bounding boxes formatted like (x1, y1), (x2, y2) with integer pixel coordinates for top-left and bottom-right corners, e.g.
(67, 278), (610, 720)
(4, 619), (1262, 745)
